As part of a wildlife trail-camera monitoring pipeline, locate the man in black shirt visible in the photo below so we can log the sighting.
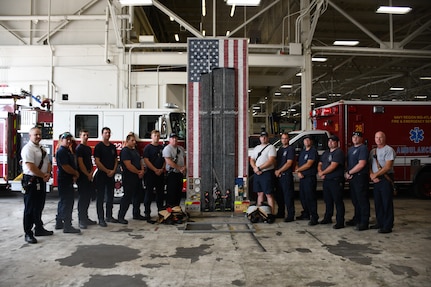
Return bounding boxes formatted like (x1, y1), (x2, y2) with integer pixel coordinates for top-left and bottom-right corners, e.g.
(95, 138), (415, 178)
(55, 132), (81, 233)
(117, 133), (145, 224)
(318, 135), (345, 229)
(274, 132), (296, 222)
(143, 130), (166, 222)
(76, 129), (97, 229)
(94, 127), (118, 227)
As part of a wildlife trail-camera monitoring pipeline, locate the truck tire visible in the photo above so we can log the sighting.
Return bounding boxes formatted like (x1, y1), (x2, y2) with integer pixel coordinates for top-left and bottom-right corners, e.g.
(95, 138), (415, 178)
(414, 170), (431, 199)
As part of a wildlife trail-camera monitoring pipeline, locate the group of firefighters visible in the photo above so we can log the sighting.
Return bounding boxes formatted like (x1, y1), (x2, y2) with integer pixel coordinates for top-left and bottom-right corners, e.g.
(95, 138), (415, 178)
(21, 127), (186, 244)
(250, 130), (395, 234)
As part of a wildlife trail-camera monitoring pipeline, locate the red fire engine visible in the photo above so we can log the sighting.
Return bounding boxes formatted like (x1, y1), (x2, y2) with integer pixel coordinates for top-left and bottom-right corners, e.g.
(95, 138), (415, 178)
(1, 94), (53, 191)
(312, 100), (431, 198)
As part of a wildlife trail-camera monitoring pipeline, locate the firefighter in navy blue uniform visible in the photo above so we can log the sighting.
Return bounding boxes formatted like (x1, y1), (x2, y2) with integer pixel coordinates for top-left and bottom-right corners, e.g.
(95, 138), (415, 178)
(94, 127), (119, 227)
(21, 127), (53, 243)
(369, 131), (396, 234)
(143, 130), (166, 222)
(163, 133), (186, 207)
(117, 133), (144, 224)
(274, 132), (296, 222)
(345, 131), (370, 231)
(318, 135), (345, 229)
(295, 135), (319, 225)
(55, 132), (81, 233)
(76, 129), (97, 229)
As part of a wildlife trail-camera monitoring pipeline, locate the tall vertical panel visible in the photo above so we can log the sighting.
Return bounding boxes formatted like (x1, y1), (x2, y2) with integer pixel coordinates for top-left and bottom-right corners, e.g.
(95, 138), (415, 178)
(199, 73), (213, 202)
(187, 38), (248, 179)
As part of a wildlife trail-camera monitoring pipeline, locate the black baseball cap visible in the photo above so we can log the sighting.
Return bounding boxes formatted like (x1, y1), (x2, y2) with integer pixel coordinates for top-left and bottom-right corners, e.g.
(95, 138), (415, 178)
(169, 133), (178, 138)
(303, 135), (312, 140)
(352, 131), (363, 137)
(260, 131), (269, 137)
(329, 135), (340, 142)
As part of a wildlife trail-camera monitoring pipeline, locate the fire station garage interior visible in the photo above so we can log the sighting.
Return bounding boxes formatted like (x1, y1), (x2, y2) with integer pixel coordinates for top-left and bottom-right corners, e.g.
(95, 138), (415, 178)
(1, 1), (431, 286)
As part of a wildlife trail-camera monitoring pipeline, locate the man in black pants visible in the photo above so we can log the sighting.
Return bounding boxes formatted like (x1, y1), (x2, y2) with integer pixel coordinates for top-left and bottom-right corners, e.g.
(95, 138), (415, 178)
(295, 135), (319, 226)
(274, 132), (295, 222)
(369, 131), (396, 234)
(345, 131), (370, 231)
(143, 130), (165, 222)
(21, 127), (53, 243)
(117, 133), (145, 224)
(76, 129), (97, 229)
(318, 135), (345, 229)
(163, 133), (186, 207)
(94, 127), (119, 227)
(55, 132), (81, 234)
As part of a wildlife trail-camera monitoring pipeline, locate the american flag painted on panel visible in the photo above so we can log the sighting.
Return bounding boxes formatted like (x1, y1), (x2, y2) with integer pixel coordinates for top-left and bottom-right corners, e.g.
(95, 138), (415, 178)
(187, 38), (248, 179)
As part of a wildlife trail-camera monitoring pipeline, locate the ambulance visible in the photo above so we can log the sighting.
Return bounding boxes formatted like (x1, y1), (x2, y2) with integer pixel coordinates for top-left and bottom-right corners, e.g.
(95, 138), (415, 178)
(312, 100), (431, 198)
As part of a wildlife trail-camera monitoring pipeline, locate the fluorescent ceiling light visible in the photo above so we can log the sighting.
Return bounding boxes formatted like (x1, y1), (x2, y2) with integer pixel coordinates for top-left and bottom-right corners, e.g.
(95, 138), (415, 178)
(119, 0), (153, 6)
(419, 76), (431, 80)
(227, 0), (261, 6)
(376, 6), (412, 14)
(252, 106), (261, 110)
(202, 0), (206, 16)
(296, 72), (302, 76)
(312, 57), (327, 62)
(315, 97), (327, 101)
(258, 101), (266, 104)
(329, 93), (341, 97)
(390, 87), (404, 91)
(226, 31), (230, 36)
(274, 92), (282, 96)
(414, 95), (427, 99)
(289, 108), (296, 112)
(230, 5), (236, 17)
(280, 84), (292, 89)
(333, 40), (359, 46)
(368, 94), (379, 98)
(174, 34), (179, 42)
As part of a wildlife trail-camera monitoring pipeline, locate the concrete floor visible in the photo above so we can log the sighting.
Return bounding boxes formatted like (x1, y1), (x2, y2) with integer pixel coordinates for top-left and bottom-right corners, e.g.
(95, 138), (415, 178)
(0, 191), (430, 287)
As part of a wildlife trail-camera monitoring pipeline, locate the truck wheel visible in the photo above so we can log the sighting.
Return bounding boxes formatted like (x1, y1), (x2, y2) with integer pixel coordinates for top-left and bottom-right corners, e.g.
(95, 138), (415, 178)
(414, 171), (431, 199)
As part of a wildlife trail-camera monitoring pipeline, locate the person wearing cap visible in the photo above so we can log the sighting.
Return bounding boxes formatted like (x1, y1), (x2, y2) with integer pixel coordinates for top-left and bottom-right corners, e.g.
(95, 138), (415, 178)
(117, 133), (145, 224)
(143, 130), (166, 222)
(250, 131), (277, 223)
(94, 127), (119, 227)
(274, 132), (296, 222)
(20, 127), (53, 243)
(345, 131), (370, 231)
(318, 135), (345, 229)
(55, 132), (81, 233)
(295, 135), (319, 225)
(75, 129), (97, 229)
(369, 131), (396, 234)
(163, 132), (186, 207)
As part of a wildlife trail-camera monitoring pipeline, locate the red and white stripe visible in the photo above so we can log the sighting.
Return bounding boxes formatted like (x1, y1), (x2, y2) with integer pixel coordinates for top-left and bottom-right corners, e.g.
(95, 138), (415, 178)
(187, 38), (248, 179)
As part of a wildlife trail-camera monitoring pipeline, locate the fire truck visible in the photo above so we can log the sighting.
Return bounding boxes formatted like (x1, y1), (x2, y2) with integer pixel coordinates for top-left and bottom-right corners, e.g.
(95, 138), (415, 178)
(312, 100), (431, 198)
(1, 94), (53, 191)
(52, 107), (186, 198)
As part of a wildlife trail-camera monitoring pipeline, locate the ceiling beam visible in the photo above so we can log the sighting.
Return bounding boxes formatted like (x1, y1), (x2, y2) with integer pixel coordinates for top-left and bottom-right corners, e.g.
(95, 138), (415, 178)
(152, 0), (203, 38)
(37, 0), (101, 44)
(327, 0), (386, 48)
(0, 22), (27, 45)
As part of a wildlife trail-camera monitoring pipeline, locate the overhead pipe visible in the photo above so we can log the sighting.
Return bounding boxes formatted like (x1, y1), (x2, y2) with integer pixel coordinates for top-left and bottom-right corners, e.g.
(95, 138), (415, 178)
(312, 46), (431, 58)
(47, 0), (56, 103)
(104, 4), (110, 64)
(0, 15), (130, 21)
